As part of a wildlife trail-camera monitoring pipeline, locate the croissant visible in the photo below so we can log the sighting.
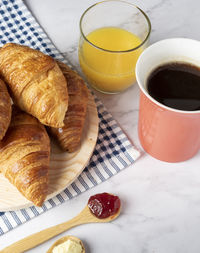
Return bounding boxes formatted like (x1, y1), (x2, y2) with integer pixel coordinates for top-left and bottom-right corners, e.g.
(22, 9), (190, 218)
(0, 106), (50, 206)
(0, 43), (68, 128)
(50, 61), (88, 152)
(0, 78), (11, 140)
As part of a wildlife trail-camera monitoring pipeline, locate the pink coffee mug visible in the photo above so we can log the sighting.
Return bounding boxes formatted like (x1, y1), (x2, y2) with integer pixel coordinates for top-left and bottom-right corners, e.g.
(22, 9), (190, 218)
(136, 38), (200, 162)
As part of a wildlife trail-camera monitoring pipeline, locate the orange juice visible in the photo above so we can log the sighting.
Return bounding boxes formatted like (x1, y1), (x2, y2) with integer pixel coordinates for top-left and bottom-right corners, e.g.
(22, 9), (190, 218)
(79, 27), (143, 93)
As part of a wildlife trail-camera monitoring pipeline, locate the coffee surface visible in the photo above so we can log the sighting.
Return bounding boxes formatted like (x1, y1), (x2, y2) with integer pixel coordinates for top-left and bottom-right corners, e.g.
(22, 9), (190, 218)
(147, 62), (200, 111)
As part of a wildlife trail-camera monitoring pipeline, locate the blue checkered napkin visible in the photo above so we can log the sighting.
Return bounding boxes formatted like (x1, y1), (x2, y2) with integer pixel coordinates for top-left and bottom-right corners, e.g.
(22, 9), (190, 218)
(0, 0), (141, 235)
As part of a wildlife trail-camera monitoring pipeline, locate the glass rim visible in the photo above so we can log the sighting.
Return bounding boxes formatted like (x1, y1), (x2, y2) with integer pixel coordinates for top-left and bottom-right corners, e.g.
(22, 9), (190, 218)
(79, 0), (151, 53)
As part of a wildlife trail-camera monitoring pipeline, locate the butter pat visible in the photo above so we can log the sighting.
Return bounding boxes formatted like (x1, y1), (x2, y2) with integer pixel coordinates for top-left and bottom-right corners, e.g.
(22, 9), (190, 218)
(52, 239), (83, 253)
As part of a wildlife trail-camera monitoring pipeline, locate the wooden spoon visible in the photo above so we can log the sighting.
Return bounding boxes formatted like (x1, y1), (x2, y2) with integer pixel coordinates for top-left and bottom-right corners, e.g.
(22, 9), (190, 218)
(0, 205), (120, 253)
(47, 235), (85, 253)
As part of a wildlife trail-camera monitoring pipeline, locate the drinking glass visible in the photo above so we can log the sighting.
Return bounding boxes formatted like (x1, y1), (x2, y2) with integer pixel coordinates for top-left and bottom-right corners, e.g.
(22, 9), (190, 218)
(79, 0), (151, 94)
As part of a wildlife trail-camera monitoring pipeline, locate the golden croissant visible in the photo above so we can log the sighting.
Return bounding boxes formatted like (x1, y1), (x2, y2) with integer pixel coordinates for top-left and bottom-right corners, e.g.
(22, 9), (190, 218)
(0, 43), (68, 128)
(50, 61), (88, 152)
(0, 106), (50, 206)
(0, 78), (11, 140)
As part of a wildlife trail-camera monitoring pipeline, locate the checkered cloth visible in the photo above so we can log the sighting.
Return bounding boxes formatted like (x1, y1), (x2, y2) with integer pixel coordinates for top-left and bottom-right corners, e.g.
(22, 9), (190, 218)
(0, 0), (141, 235)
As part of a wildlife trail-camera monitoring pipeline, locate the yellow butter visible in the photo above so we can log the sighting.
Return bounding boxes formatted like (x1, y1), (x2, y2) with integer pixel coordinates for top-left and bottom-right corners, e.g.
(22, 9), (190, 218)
(52, 239), (82, 253)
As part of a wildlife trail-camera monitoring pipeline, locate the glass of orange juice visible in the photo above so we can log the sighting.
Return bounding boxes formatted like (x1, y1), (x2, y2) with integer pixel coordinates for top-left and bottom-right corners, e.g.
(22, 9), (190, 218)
(79, 0), (151, 94)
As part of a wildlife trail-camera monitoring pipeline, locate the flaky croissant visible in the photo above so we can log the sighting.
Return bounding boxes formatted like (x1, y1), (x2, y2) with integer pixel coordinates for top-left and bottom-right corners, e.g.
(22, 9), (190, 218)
(0, 43), (68, 128)
(50, 61), (88, 152)
(0, 106), (50, 206)
(0, 78), (11, 140)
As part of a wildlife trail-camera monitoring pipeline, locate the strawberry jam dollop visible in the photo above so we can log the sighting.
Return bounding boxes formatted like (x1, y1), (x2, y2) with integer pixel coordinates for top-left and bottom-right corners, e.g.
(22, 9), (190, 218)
(88, 192), (121, 219)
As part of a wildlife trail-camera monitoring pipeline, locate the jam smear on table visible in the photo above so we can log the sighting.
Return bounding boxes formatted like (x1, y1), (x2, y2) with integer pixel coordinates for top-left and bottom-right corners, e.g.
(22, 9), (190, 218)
(88, 192), (121, 219)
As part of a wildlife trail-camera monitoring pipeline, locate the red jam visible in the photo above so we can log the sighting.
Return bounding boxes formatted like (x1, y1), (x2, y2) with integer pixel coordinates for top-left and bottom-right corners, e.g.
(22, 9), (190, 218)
(88, 192), (121, 219)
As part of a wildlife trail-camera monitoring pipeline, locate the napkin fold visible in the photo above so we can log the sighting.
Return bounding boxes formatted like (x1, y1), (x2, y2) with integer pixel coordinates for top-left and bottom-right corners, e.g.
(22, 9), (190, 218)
(0, 0), (140, 235)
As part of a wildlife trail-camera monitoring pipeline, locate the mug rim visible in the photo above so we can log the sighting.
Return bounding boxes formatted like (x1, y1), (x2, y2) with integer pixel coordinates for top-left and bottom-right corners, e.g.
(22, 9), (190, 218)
(135, 37), (200, 114)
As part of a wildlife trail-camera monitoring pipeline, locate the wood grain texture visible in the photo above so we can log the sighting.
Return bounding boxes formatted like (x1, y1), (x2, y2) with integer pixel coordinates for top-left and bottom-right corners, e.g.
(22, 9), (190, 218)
(0, 91), (98, 211)
(0, 206), (120, 253)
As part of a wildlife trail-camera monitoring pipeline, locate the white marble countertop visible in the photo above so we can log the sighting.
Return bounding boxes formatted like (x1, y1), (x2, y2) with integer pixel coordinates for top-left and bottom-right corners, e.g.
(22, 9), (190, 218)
(1, 0), (200, 252)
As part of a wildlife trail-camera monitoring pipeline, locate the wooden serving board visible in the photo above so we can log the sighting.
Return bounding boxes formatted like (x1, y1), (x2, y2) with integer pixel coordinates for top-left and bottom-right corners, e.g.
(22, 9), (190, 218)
(0, 92), (99, 211)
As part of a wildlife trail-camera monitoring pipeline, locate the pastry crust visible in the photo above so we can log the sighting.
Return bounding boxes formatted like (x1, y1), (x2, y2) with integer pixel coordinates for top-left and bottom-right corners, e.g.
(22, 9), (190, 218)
(0, 43), (68, 128)
(0, 106), (50, 206)
(50, 61), (88, 152)
(0, 78), (11, 140)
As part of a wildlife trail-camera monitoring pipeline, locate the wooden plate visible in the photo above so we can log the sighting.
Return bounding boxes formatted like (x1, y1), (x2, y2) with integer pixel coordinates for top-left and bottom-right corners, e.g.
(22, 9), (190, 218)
(0, 92), (99, 211)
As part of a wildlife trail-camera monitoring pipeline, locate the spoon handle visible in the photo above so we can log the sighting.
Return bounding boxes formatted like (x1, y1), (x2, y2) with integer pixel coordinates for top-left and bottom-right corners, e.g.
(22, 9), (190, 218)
(0, 207), (89, 253)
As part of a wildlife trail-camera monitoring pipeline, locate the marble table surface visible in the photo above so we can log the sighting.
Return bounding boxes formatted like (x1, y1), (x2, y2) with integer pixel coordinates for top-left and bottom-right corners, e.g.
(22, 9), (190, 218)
(1, 0), (200, 252)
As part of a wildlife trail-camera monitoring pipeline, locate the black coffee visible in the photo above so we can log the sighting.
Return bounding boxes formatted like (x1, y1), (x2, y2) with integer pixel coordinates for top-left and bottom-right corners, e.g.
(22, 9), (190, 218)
(147, 62), (200, 111)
